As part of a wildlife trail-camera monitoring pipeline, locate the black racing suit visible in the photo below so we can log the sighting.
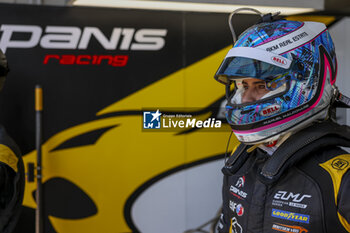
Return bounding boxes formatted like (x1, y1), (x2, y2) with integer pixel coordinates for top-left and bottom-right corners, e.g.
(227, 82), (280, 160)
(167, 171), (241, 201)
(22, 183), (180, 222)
(218, 121), (350, 233)
(0, 125), (24, 233)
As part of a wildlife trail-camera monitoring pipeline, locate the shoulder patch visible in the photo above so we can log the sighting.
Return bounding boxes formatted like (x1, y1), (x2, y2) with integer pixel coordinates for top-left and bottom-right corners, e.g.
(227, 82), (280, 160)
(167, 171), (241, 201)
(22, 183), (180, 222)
(0, 144), (18, 172)
(320, 154), (350, 232)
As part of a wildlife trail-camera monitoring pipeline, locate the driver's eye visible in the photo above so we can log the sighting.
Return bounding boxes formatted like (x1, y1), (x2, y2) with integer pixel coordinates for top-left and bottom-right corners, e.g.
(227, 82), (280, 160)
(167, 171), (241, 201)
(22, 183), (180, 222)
(258, 84), (266, 89)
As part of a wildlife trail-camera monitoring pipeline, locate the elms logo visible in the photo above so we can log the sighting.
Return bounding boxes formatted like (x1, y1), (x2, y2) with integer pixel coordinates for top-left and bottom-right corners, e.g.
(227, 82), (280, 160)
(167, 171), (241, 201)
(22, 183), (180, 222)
(143, 109), (162, 129)
(274, 191), (311, 203)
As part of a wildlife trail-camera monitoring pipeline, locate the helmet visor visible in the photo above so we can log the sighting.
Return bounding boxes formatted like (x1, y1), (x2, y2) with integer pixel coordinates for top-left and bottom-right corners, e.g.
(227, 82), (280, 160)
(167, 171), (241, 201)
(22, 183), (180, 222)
(215, 57), (290, 84)
(229, 77), (288, 105)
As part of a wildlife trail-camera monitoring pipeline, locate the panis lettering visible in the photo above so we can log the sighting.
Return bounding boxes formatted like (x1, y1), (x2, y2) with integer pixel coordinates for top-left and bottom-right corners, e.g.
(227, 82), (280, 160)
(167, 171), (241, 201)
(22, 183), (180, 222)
(0, 24), (167, 67)
(0, 24), (168, 52)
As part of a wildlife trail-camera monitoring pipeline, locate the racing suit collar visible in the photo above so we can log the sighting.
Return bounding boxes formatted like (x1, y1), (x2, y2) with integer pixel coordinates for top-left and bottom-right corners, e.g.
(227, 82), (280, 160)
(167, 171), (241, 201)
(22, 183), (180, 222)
(258, 133), (291, 155)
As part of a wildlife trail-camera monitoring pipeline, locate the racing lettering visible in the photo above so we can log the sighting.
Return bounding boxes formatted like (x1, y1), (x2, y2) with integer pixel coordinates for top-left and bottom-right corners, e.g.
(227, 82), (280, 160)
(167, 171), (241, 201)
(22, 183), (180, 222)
(0, 24), (167, 52)
(273, 210), (308, 221)
(131, 29), (167, 50)
(272, 209), (310, 224)
(0, 25), (42, 52)
(272, 56), (287, 65)
(263, 106), (279, 115)
(274, 191), (311, 203)
(261, 104), (281, 117)
(43, 54), (129, 67)
(292, 32), (308, 42)
(279, 39), (293, 47)
(266, 44), (279, 52)
(272, 223), (308, 233)
(230, 185), (247, 199)
(78, 27), (123, 49)
(40, 26), (81, 49)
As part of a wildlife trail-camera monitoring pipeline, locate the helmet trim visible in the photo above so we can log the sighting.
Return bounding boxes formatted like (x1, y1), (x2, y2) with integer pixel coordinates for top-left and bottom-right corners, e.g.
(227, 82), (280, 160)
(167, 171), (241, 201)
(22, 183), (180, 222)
(255, 21), (326, 55)
(224, 47), (292, 69)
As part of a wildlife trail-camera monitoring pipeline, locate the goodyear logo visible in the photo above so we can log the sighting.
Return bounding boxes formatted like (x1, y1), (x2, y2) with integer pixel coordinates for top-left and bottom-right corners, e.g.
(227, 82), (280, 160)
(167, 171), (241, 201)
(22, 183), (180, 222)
(271, 209), (310, 224)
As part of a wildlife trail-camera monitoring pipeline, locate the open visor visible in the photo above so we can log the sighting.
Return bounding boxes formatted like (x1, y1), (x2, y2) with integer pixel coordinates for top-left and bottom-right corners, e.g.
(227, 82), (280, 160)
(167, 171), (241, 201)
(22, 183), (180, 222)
(215, 47), (292, 84)
(229, 77), (288, 105)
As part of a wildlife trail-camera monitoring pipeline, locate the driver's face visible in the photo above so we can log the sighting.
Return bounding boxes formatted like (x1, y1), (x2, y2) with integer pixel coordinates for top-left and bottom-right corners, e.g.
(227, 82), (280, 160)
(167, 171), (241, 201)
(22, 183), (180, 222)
(241, 78), (270, 103)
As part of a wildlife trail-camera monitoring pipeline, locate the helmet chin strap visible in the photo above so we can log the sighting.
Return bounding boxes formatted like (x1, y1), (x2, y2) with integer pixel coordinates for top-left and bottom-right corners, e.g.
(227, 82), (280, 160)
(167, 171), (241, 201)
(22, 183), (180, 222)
(334, 89), (350, 108)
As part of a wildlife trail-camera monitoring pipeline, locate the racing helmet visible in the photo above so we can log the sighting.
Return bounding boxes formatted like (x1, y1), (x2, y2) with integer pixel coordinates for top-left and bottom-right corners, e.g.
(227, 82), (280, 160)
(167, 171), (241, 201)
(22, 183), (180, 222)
(214, 14), (337, 144)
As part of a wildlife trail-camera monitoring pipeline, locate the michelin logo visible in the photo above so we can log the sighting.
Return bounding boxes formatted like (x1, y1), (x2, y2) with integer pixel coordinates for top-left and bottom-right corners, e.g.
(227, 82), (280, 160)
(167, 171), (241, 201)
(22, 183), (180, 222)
(143, 110), (162, 129)
(271, 209), (310, 224)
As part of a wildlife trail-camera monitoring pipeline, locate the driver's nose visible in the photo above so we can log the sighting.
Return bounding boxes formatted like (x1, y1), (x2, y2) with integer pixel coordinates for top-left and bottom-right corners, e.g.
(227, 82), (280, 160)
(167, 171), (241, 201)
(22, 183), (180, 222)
(242, 88), (259, 103)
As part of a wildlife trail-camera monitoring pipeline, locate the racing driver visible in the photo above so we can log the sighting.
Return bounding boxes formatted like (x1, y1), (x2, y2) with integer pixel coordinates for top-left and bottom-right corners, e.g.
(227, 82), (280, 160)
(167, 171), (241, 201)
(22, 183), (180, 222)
(214, 11), (350, 233)
(0, 50), (25, 233)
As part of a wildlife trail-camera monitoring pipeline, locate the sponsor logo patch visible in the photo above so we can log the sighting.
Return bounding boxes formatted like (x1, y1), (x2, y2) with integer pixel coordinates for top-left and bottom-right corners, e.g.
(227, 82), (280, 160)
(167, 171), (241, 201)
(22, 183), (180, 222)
(229, 200), (244, 216)
(236, 204), (244, 216)
(260, 104), (281, 117)
(271, 209), (310, 224)
(274, 191), (311, 203)
(272, 191), (311, 209)
(43, 54), (129, 67)
(230, 217), (243, 233)
(235, 176), (245, 188)
(272, 223), (308, 233)
(0, 24), (168, 53)
(331, 158), (349, 170)
(230, 185), (247, 200)
(230, 176), (248, 199)
(272, 200), (308, 209)
(271, 56), (288, 66)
